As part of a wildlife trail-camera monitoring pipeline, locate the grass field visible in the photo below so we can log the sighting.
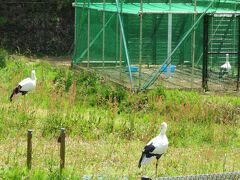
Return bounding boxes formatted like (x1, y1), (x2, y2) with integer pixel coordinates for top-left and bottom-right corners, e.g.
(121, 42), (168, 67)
(0, 50), (239, 178)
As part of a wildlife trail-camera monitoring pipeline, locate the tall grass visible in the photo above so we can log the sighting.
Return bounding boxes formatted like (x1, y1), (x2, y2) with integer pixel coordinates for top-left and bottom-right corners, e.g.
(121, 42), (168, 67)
(0, 55), (239, 143)
(0, 54), (239, 178)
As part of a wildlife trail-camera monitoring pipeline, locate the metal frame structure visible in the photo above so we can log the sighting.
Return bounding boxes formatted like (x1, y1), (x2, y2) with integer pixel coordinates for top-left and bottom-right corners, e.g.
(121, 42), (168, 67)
(202, 15), (209, 91)
(203, 14), (240, 91)
(142, 1), (215, 90)
(115, 0), (133, 89)
(72, 0), (240, 92)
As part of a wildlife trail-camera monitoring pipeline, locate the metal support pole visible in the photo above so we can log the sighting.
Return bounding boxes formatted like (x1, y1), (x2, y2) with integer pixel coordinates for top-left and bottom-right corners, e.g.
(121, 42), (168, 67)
(168, 0), (172, 67)
(203, 15), (209, 91)
(115, 0), (133, 90)
(87, 8), (90, 68)
(116, 15), (119, 66)
(72, 0), (77, 65)
(139, 0), (143, 89)
(191, 0), (197, 89)
(27, 129), (32, 170)
(237, 16), (240, 91)
(119, 2), (123, 81)
(120, 21), (123, 81)
(59, 128), (65, 171)
(102, 0), (106, 68)
(210, 15), (213, 70)
(233, 15), (236, 77)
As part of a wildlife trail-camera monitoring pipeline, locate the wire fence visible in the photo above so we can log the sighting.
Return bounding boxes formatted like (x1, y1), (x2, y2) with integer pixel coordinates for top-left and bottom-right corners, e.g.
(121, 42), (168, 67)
(151, 171), (240, 180)
(81, 172), (240, 179)
(11, 129), (240, 179)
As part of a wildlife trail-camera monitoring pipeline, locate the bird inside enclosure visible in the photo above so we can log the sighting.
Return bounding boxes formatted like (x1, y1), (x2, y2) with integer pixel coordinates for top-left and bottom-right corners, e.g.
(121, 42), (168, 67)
(219, 54), (231, 78)
(9, 70), (36, 102)
(138, 122), (168, 177)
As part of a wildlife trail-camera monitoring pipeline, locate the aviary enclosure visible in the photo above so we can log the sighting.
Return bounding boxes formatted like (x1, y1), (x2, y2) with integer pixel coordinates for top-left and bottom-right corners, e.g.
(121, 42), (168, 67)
(72, 0), (240, 92)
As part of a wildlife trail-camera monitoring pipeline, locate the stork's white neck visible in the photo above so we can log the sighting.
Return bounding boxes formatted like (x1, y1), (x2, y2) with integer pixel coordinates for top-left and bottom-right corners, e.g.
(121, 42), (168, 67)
(31, 71), (36, 80)
(159, 122), (167, 135)
(160, 129), (167, 136)
(226, 54), (229, 63)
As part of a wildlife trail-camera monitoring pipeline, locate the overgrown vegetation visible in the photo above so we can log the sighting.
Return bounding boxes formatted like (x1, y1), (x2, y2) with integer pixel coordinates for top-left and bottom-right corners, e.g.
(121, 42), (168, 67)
(0, 53), (239, 178)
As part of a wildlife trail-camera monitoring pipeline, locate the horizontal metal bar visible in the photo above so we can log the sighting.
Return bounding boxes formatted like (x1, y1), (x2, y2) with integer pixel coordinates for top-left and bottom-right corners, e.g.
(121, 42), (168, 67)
(73, 3), (240, 15)
(72, 6), (240, 15)
(208, 52), (240, 54)
(142, 12), (240, 15)
(81, 60), (125, 63)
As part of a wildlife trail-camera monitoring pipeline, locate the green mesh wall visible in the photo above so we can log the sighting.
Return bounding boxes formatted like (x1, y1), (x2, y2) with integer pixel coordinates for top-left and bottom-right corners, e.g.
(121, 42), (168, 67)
(73, 0), (240, 65)
(124, 14), (204, 66)
(72, 0), (240, 90)
(73, 10), (204, 66)
(73, 8), (119, 65)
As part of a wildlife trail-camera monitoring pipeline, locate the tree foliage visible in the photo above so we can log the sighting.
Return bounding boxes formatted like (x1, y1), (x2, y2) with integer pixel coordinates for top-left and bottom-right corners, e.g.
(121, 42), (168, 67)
(0, 1), (74, 56)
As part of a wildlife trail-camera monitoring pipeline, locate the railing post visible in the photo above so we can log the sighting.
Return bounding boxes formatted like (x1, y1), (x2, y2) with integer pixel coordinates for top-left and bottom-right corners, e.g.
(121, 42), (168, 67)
(27, 129), (33, 170)
(203, 15), (209, 91)
(59, 128), (65, 171)
(139, 0), (143, 89)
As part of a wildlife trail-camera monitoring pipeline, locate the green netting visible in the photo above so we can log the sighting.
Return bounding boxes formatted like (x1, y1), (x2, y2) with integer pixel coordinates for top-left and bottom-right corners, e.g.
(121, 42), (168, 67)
(123, 14), (204, 65)
(72, 0), (240, 90)
(73, 2), (240, 15)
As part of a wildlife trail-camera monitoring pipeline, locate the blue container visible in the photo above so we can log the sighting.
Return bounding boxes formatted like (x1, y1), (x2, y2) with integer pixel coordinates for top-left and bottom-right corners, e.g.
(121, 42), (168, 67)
(161, 64), (168, 72)
(170, 65), (176, 73)
(126, 66), (138, 72)
(161, 64), (176, 73)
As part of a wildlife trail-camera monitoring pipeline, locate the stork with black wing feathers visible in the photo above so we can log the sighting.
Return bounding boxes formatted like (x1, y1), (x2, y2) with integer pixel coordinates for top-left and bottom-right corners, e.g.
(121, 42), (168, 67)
(139, 122), (168, 177)
(10, 70), (36, 102)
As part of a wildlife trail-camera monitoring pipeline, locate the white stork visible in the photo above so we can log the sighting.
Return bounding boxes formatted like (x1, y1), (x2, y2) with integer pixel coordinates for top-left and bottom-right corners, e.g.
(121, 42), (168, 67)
(10, 70), (36, 101)
(219, 54), (231, 78)
(138, 122), (168, 177)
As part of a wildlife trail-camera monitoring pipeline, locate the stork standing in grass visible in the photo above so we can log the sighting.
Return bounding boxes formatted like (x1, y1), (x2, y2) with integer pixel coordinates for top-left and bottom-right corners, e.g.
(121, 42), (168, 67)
(139, 122), (168, 177)
(10, 70), (36, 101)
